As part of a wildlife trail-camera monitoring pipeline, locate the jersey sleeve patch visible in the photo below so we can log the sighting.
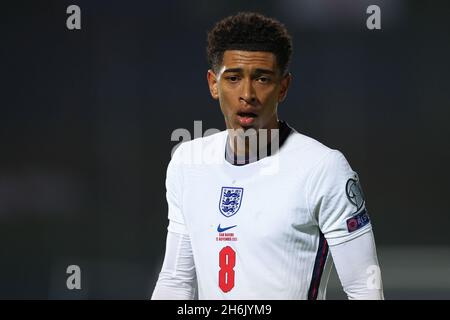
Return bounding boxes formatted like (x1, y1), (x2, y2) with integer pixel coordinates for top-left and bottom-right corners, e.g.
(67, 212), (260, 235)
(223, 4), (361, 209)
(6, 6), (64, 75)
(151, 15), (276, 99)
(346, 208), (370, 232)
(345, 177), (365, 211)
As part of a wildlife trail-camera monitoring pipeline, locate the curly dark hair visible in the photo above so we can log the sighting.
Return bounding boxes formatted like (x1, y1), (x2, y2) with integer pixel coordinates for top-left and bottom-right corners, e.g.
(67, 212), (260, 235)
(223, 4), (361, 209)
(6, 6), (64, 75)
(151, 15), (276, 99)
(207, 12), (293, 75)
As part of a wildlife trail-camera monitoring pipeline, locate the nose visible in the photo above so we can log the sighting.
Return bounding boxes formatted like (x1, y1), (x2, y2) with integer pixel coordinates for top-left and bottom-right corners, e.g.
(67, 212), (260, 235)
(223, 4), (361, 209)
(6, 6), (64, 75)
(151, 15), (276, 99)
(240, 78), (256, 105)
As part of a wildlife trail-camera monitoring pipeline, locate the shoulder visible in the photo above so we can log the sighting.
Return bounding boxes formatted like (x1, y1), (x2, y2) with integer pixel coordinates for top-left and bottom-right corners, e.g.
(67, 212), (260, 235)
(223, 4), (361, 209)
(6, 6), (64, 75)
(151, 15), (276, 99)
(170, 130), (227, 165)
(279, 126), (354, 181)
(283, 129), (344, 166)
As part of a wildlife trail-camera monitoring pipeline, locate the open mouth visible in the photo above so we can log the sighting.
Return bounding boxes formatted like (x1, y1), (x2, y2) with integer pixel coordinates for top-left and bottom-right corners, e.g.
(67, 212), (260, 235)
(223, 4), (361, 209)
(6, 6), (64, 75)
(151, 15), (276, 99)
(236, 112), (257, 126)
(237, 112), (257, 118)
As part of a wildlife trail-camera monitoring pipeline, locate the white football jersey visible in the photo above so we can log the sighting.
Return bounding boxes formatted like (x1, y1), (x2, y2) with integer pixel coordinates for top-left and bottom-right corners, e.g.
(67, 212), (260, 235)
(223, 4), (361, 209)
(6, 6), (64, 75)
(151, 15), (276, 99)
(166, 125), (371, 299)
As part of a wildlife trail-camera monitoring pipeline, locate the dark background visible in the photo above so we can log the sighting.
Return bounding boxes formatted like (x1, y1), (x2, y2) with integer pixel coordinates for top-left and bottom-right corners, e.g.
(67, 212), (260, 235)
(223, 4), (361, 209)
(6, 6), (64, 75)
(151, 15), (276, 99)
(1, 0), (449, 299)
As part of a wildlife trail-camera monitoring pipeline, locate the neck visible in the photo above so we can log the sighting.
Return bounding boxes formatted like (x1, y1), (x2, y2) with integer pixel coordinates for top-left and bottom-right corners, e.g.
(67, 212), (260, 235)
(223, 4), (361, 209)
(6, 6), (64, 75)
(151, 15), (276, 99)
(228, 121), (280, 160)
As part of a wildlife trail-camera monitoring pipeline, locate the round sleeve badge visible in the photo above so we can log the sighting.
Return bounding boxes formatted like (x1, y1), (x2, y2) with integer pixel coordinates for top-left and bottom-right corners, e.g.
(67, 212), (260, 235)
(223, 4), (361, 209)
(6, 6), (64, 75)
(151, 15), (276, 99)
(345, 177), (365, 211)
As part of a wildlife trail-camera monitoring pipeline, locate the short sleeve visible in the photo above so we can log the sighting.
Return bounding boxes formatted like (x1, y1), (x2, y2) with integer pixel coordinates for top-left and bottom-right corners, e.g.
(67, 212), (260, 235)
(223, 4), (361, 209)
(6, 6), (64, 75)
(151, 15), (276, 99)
(165, 146), (188, 234)
(307, 150), (372, 246)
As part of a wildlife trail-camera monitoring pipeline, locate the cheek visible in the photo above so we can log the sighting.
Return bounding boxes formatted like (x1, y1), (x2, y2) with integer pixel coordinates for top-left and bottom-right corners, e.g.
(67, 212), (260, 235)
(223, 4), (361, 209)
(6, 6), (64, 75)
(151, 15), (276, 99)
(259, 87), (280, 107)
(217, 94), (232, 119)
(218, 88), (236, 111)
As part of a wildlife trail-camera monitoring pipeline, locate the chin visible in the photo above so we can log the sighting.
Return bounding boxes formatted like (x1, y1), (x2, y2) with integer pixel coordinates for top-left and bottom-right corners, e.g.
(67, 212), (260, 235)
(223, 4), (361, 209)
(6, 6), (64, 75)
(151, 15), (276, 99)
(233, 122), (254, 130)
(237, 125), (260, 136)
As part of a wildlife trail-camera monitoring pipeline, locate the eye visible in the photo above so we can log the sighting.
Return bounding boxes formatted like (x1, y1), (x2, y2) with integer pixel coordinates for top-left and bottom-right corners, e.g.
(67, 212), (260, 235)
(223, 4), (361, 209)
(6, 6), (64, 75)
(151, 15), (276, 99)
(257, 76), (271, 83)
(227, 76), (240, 82)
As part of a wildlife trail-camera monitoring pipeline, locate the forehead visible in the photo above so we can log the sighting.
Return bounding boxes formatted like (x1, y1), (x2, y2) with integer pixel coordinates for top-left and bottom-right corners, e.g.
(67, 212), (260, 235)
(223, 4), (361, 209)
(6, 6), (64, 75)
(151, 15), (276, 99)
(222, 50), (277, 71)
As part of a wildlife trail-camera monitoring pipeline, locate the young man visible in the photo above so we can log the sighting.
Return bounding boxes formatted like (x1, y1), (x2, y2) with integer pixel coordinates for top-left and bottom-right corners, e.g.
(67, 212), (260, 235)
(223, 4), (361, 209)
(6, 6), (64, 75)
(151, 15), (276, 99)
(152, 12), (384, 300)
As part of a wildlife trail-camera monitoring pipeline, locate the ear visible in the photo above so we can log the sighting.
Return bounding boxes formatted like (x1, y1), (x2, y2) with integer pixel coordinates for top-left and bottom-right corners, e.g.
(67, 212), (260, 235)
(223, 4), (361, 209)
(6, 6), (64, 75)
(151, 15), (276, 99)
(278, 73), (292, 103)
(207, 69), (219, 100)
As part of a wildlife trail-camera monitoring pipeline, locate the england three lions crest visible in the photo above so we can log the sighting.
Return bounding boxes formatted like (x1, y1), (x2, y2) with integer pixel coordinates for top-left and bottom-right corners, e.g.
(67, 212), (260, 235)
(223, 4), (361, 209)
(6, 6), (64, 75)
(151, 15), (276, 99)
(219, 187), (244, 217)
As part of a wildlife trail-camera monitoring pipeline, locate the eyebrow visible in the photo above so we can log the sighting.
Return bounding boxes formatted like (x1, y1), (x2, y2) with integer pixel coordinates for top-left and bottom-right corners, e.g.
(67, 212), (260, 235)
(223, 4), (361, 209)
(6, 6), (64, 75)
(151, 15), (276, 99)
(223, 68), (276, 75)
